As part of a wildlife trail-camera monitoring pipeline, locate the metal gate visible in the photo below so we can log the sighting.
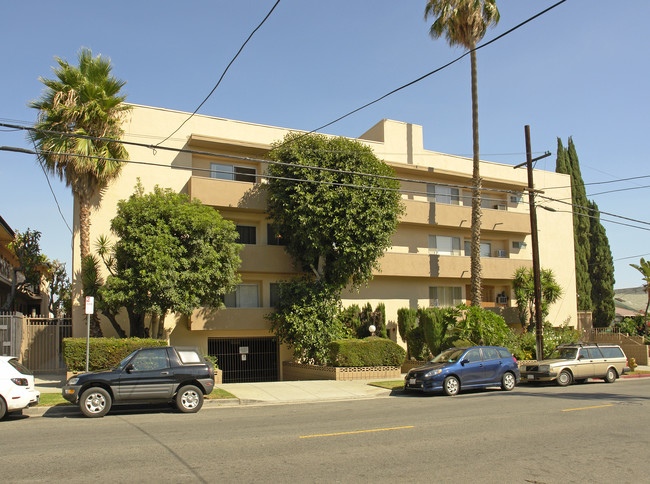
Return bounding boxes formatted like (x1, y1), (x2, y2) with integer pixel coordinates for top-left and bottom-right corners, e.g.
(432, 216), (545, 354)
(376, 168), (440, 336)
(208, 337), (278, 383)
(22, 317), (72, 373)
(0, 312), (22, 357)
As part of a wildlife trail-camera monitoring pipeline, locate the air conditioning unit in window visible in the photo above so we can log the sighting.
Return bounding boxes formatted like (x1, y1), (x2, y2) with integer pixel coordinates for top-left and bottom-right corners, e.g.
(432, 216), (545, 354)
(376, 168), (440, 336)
(510, 194), (523, 204)
(512, 241), (527, 250)
(496, 295), (508, 304)
(431, 299), (439, 307)
(495, 250), (507, 258)
(494, 204), (507, 211)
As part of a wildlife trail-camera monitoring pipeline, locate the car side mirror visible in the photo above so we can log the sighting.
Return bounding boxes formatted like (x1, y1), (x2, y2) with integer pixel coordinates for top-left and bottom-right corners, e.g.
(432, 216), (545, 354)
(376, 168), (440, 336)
(126, 363), (135, 373)
(578, 355), (584, 360)
(460, 359), (469, 366)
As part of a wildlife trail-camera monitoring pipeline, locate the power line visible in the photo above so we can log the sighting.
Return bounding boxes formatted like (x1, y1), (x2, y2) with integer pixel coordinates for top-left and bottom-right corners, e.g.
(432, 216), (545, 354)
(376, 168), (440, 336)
(538, 193), (650, 227)
(273, 0), (568, 150)
(0, 122), (528, 197)
(543, 174), (650, 191)
(155, 0), (281, 147)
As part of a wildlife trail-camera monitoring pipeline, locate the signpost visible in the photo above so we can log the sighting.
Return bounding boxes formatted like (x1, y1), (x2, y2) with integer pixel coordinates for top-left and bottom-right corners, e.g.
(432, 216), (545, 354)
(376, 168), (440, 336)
(84, 296), (94, 372)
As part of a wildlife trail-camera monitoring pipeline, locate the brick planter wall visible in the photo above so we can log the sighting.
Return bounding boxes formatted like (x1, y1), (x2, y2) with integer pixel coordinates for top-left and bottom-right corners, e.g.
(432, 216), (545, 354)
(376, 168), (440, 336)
(282, 361), (402, 381)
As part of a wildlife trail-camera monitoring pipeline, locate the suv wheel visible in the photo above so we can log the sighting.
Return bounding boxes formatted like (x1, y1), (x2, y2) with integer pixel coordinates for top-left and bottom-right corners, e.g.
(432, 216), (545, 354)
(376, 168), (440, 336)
(556, 370), (573, 387)
(604, 367), (617, 383)
(175, 385), (204, 413)
(80, 387), (112, 418)
(501, 372), (516, 391)
(443, 376), (460, 396)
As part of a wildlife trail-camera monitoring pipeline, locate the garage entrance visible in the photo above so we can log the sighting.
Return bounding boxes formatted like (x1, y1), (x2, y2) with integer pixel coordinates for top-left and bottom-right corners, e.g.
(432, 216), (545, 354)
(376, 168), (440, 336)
(207, 337), (278, 383)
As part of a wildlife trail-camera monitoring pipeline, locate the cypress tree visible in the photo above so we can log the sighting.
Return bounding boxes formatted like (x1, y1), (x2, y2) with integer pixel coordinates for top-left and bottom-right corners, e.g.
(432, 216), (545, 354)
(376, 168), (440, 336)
(556, 138), (592, 311)
(588, 201), (616, 326)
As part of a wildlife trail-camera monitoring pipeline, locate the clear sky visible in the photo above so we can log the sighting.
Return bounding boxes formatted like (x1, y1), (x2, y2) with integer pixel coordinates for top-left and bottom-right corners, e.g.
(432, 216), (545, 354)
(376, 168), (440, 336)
(1, 0), (648, 290)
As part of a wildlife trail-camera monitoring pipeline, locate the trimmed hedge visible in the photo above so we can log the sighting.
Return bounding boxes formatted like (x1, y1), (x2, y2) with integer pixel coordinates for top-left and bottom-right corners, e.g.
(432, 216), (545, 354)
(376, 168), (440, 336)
(327, 337), (406, 367)
(63, 337), (168, 372)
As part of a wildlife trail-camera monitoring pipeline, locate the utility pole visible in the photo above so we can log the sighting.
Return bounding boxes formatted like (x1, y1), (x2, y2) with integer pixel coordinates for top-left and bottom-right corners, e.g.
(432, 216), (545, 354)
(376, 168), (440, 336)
(514, 125), (550, 361)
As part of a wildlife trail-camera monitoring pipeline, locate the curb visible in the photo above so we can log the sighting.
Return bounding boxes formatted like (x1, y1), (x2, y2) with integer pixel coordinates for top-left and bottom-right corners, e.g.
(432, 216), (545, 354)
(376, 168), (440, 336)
(621, 373), (650, 379)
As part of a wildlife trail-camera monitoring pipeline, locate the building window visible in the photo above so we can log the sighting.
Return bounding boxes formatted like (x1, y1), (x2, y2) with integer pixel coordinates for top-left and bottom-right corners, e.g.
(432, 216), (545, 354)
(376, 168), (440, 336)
(236, 225), (257, 245)
(270, 283), (283, 308)
(429, 286), (462, 307)
(224, 284), (259, 308)
(464, 241), (492, 258)
(427, 184), (460, 205)
(429, 235), (461, 256)
(267, 224), (286, 246)
(210, 163), (257, 183)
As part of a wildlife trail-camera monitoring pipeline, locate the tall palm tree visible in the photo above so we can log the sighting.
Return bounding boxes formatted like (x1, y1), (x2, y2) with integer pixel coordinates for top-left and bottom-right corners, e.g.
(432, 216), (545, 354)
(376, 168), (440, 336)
(630, 258), (650, 333)
(29, 48), (130, 263)
(424, 0), (500, 306)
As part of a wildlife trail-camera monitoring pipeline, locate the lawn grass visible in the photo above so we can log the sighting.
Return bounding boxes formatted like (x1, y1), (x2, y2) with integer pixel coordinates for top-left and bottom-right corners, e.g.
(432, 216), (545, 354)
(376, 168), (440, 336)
(36, 387), (236, 407)
(368, 380), (404, 390)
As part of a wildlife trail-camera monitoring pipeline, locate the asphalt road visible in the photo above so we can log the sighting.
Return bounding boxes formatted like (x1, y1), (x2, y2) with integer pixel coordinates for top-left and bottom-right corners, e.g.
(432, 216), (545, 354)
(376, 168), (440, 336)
(2, 379), (649, 483)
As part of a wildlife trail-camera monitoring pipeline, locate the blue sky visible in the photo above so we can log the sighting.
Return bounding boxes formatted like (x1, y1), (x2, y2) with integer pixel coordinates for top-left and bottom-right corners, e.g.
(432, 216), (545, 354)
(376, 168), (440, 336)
(1, 0), (649, 289)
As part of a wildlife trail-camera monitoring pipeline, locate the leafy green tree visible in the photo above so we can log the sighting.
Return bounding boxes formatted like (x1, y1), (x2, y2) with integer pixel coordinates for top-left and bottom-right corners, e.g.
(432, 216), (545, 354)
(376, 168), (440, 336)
(267, 278), (346, 365)
(630, 258), (650, 333)
(267, 133), (403, 289)
(29, 48), (130, 262)
(1, 229), (47, 312)
(99, 183), (242, 338)
(46, 260), (71, 318)
(424, 0), (500, 306)
(512, 267), (562, 330)
(588, 201), (615, 327)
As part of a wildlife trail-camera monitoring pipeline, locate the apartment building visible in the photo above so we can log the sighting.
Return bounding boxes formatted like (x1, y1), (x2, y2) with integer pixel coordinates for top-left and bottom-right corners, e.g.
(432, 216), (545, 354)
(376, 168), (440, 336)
(71, 104), (577, 382)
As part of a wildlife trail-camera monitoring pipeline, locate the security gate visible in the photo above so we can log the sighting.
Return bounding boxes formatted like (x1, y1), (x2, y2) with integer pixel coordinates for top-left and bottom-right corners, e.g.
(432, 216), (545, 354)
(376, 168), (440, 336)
(208, 337), (278, 383)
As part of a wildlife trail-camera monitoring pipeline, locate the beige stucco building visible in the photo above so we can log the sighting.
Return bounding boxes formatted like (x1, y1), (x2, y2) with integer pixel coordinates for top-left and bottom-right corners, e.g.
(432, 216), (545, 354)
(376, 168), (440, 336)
(71, 104), (577, 382)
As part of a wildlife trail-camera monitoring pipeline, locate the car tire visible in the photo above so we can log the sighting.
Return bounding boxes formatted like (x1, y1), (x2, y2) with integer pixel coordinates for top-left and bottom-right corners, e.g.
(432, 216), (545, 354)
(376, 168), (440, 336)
(79, 387), (112, 418)
(175, 385), (203, 413)
(501, 372), (516, 391)
(556, 370), (573, 387)
(604, 367), (617, 383)
(0, 397), (6, 420)
(443, 376), (460, 396)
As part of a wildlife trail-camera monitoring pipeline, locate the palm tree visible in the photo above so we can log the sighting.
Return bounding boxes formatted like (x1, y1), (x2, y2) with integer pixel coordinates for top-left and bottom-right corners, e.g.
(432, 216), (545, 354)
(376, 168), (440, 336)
(29, 48), (130, 263)
(630, 258), (650, 334)
(424, 0), (500, 306)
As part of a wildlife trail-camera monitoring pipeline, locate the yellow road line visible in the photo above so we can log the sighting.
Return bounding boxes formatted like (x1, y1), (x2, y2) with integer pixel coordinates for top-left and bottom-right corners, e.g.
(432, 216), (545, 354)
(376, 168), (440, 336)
(562, 404), (614, 412)
(300, 426), (414, 439)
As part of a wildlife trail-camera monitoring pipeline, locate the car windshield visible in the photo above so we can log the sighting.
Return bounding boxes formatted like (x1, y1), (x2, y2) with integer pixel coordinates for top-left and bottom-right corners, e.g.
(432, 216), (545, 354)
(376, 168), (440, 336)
(548, 347), (578, 360)
(114, 351), (138, 370)
(431, 348), (465, 364)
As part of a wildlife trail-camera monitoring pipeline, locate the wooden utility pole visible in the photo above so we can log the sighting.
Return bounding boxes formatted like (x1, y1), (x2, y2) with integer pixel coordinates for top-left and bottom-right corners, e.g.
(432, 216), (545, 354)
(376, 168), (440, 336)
(515, 126), (550, 361)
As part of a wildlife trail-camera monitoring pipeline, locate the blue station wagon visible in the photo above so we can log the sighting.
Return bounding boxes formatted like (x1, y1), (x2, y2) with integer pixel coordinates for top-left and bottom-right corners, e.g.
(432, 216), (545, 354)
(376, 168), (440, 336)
(404, 346), (521, 396)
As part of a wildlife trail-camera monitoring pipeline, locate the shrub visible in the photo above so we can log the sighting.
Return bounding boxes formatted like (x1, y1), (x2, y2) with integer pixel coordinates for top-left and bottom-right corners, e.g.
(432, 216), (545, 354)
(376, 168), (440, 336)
(328, 337), (406, 367)
(450, 305), (510, 347)
(63, 337), (168, 372)
(339, 304), (362, 337)
(406, 326), (429, 361)
(397, 308), (418, 357)
(419, 306), (459, 356)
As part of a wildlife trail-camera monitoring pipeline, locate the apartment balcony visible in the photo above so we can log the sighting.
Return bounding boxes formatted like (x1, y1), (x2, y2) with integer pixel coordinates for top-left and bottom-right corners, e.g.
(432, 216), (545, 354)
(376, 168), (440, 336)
(186, 176), (267, 212)
(400, 199), (530, 234)
(189, 307), (271, 331)
(377, 252), (532, 279)
(239, 245), (297, 274)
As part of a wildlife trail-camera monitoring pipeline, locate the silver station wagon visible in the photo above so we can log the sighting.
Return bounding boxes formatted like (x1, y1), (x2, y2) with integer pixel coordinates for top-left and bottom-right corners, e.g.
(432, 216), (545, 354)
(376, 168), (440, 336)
(520, 343), (629, 386)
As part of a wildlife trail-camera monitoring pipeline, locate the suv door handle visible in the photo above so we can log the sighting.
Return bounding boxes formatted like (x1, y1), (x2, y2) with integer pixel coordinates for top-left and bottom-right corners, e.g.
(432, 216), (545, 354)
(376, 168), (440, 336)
(160, 371), (170, 375)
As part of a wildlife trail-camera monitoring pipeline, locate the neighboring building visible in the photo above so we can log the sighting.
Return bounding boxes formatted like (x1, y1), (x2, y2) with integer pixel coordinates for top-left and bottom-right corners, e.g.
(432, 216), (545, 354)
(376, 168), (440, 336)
(614, 287), (646, 321)
(0, 215), (48, 315)
(71, 104), (578, 381)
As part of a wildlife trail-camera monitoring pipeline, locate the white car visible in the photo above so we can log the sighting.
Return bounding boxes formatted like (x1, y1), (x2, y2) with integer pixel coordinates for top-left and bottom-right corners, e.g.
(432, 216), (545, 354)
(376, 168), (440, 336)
(0, 356), (40, 419)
